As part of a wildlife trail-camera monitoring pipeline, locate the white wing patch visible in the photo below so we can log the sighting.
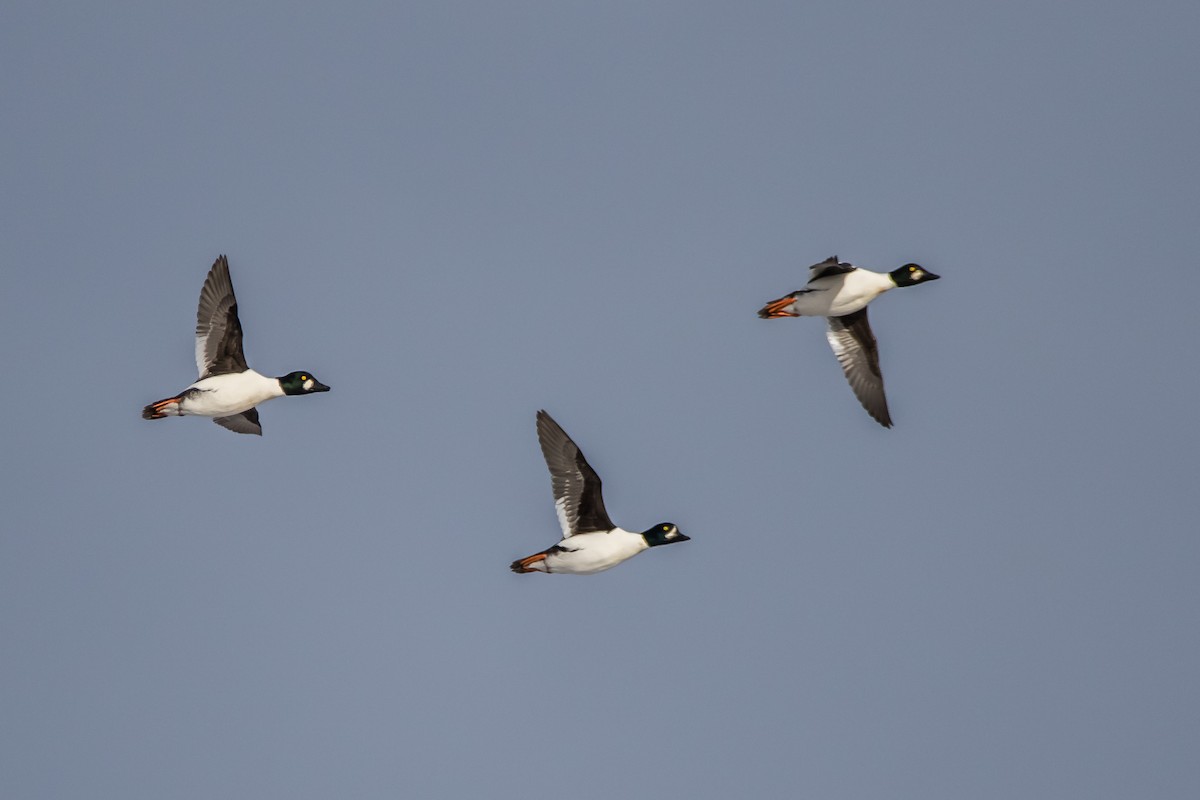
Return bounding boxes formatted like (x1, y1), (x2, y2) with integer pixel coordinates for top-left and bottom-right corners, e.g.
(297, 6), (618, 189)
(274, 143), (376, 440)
(555, 496), (573, 539)
(194, 337), (209, 380)
(825, 328), (853, 363)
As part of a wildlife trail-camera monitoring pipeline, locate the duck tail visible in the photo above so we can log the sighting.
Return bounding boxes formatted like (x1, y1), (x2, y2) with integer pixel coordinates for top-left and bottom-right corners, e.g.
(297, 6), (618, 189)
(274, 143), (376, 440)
(142, 396), (183, 420)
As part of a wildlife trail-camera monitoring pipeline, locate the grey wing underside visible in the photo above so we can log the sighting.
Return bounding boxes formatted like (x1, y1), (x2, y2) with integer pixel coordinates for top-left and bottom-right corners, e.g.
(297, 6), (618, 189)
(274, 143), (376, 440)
(826, 308), (893, 428)
(214, 408), (262, 435)
(536, 410), (615, 537)
(195, 255), (249, 379)
(808, 254), (857, 282)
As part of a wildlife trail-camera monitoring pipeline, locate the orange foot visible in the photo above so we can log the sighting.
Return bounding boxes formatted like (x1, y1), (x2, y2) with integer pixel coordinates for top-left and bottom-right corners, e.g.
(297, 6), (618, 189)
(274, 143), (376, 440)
(757, 296), (799, 319)
(510, 552), (548, 573)
(142, 397), (182, 420)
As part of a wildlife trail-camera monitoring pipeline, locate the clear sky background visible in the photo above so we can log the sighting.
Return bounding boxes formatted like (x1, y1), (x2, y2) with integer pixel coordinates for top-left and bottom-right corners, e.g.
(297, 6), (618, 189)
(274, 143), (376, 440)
(3, 2), (1198, 798)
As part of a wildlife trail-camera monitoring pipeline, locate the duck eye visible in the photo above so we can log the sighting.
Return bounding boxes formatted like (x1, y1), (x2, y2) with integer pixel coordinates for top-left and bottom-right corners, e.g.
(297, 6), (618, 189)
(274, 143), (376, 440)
(301, 375), (308, 381)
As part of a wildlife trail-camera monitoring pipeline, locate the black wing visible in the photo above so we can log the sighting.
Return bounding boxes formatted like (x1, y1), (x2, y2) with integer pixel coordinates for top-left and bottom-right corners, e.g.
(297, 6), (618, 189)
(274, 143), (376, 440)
(808, 255), (857, 282)
(195, 255), (248, 378)
(213, 407), (262, 436)
(536, 410), (615, 537)
(825, 308), (893, 428)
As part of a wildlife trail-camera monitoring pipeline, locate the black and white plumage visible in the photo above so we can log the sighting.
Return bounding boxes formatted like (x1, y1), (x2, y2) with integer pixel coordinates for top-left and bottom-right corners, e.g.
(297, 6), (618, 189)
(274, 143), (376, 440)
(510, 411), (689, 575)
(537, 408), (616, 538)
(194, 254), (248, 379)
(142, 255), (330, 435)
(826, 308), (889, 428)
(758, 255), (940, 428)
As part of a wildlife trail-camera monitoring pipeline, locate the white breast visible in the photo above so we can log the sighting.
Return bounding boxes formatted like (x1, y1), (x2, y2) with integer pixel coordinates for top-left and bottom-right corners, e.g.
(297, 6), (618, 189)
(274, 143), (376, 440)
(823, 270), (894, 316)
(178, 370), (284, 417)
(789, 270), (894, 317)
(544, 529), (649, 575)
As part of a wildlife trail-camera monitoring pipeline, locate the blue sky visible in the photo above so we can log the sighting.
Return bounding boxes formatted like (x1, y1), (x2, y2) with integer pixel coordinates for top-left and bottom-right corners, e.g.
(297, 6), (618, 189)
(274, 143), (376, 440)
(3, 2), (1198, 798)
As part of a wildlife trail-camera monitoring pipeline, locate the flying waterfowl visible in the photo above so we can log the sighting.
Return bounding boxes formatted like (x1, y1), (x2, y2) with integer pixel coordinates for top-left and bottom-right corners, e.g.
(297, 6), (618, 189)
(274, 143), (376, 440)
(758, 255), (939, 428)
(142, 255), (330, 435)
(511, 410), (689, 575)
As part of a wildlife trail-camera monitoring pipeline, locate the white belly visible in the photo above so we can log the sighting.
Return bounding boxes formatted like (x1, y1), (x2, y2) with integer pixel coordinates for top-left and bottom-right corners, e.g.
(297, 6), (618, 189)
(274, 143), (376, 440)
(793, 271), (893, 317)
(178, 371), (283, 417)
(544, 530), (649, 575)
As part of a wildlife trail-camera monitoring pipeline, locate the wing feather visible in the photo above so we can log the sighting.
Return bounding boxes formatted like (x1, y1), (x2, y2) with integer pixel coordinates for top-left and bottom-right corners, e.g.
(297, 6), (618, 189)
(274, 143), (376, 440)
(195, 255), (248, 378)
(808, 255), (857, 282)
(826, 308), (893, 428)
(213, 407), (262, 435)
(536, 410), (614, 537)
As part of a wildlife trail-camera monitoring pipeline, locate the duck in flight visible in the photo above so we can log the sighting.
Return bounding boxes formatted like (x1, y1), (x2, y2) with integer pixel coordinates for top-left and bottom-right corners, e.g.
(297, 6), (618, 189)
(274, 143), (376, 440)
(758, 255), (939, 428)
(511, 410), (689, 575)
(142, 255), (330, 435)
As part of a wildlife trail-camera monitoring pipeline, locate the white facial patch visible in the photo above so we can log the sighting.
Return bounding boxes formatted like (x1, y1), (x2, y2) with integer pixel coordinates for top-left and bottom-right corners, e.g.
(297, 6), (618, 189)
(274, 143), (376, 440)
(665, 529), (678, 539)
(303, 379), (314, 391)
